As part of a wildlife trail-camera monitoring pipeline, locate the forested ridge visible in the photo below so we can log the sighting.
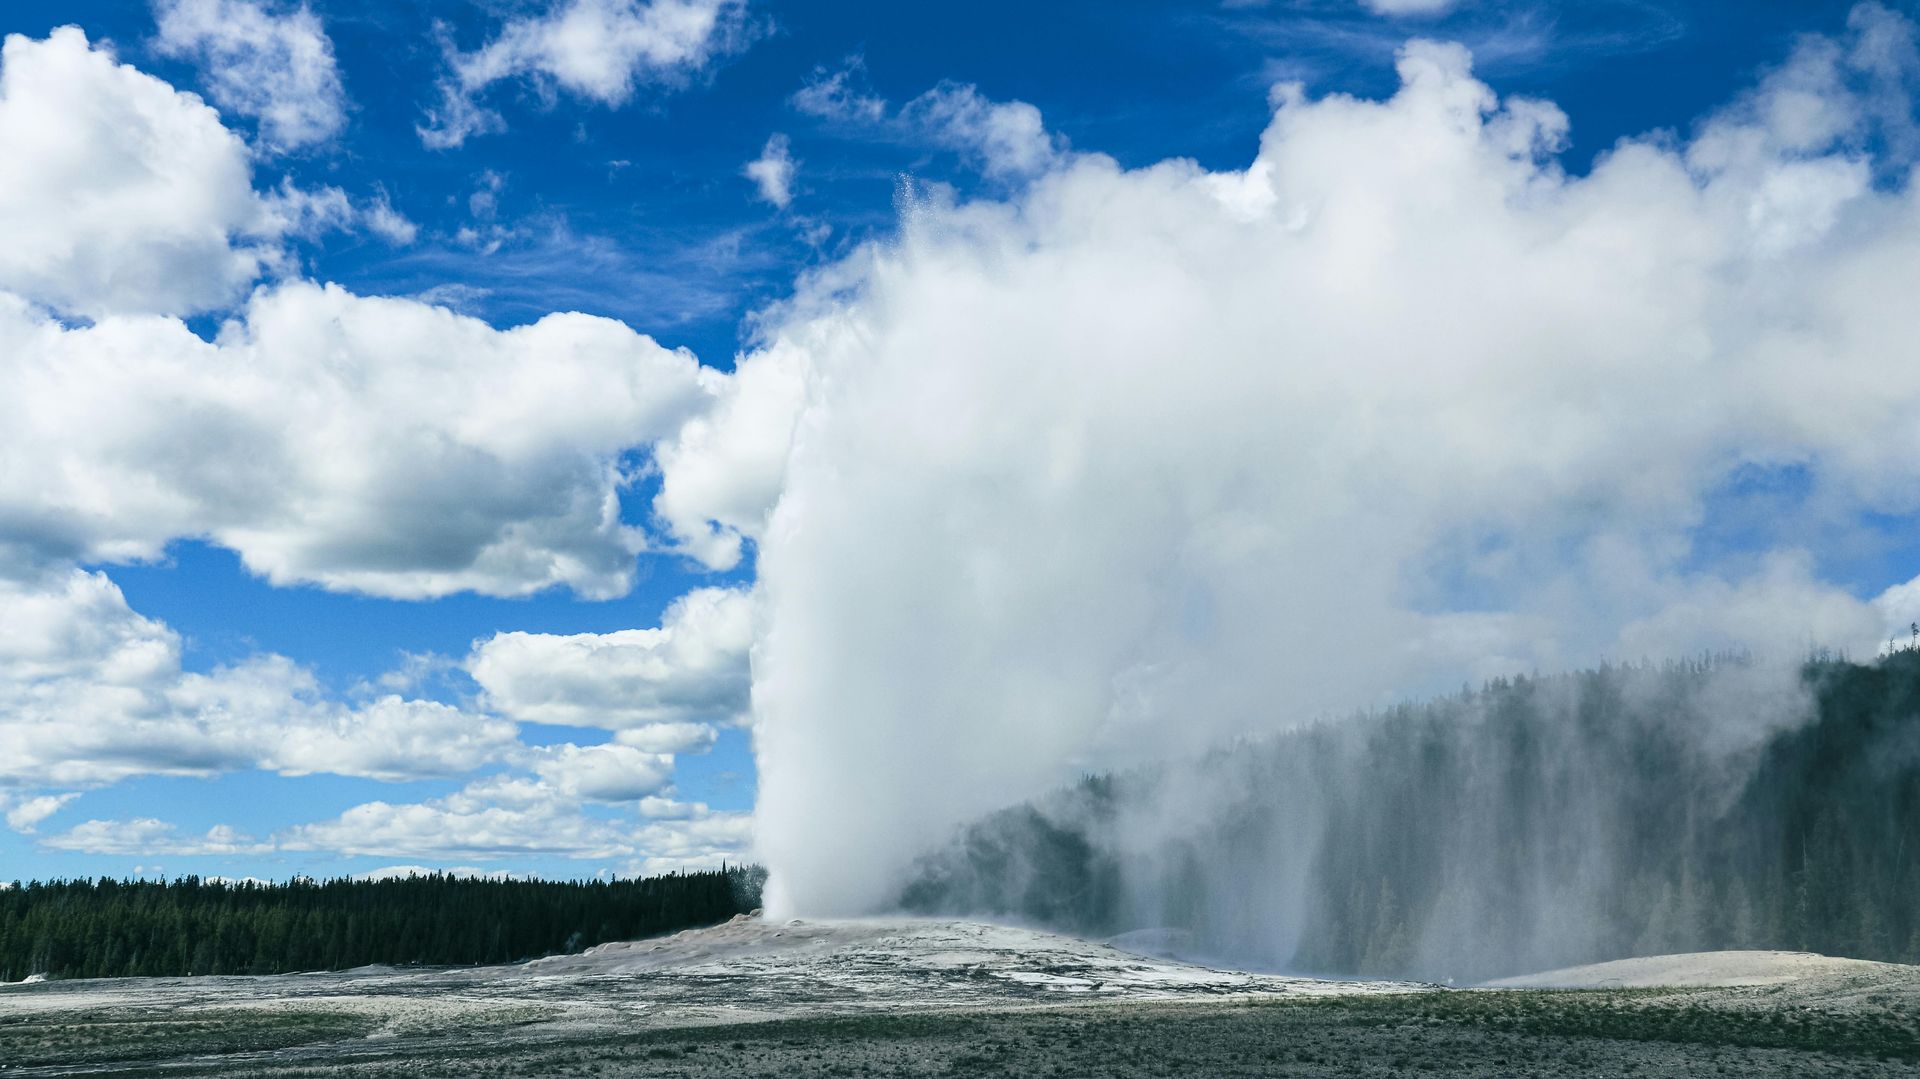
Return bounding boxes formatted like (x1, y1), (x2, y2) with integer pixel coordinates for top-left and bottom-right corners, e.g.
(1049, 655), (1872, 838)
(0, 866), (765, 981)
(901, 652), (1920, 982)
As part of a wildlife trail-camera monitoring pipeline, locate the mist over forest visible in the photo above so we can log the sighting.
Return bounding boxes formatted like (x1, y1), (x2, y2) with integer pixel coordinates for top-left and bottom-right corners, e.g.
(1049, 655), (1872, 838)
(899, 652), (1920, 983)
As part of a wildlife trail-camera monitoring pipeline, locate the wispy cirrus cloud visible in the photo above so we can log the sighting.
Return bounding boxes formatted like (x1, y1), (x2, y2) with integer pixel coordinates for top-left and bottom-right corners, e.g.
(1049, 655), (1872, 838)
(745, 133), (797, 207)
(1223, 0), (1686, 86)
(792, 57), (1066, 182)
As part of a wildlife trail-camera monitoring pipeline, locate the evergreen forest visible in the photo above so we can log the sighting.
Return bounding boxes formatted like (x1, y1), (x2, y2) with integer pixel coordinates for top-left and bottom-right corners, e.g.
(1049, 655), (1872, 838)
(0, 866), (764, 981)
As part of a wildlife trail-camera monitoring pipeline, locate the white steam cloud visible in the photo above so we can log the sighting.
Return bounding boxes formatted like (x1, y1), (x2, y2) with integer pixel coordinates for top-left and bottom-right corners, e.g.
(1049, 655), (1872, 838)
(651, 10), (1920, 914)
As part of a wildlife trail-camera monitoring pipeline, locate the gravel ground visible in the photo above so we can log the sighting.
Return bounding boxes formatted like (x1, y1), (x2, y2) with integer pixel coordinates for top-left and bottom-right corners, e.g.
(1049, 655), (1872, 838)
(3, 920), (1916, 1076)
(4, 992), (1919, 1077)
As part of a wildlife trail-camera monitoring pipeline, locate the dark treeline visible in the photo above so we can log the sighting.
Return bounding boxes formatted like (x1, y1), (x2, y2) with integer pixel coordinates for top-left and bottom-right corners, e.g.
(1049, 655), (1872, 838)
(0, 865), (766, 981)
(900, 653), (1920, 983)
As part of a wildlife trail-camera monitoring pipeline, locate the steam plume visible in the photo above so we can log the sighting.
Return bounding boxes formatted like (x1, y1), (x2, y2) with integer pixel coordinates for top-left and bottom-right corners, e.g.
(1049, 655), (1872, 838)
(653, 10), (1920, 915)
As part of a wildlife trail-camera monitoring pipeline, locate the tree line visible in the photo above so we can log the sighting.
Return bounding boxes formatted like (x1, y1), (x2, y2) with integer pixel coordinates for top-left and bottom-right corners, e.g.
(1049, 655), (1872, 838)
(0, 865), (765, 981)
(901, 652), (1920, 982)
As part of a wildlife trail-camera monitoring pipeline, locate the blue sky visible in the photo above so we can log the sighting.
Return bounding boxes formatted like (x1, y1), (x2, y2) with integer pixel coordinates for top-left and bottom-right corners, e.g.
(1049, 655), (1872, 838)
(3, 0), (1918, 888)
(4, 2), (1865, 365)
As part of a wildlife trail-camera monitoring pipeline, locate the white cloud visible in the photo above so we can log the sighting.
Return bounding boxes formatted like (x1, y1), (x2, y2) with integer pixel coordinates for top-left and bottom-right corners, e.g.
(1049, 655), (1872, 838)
(44, 819), (266, 856)
(0, 26), (393, 317)
(357, 864), (528, 881)
(0, 16), (734, 854)
(745, 133), (796, 207)
(276, 778), (633, 860)
(791, 56), (886, 124)
(420, 0), (750, 148)
(1360, 0), (1461, 16)
(258, 179), (418, 246)
(614, 722), (719, 754)
(624, 808), (753, 876)
(1867, 569), (1920, 646)
(469, 587), (752, 728)
(44, 785), (753, 869)
(258, 178), (357, 236)
(4, 580), (728, 857)
(651, 338), (810, 568)
(637, 794), (706, 818)
(0, 27), (278, 317)
(280, 797), (626, 861)
(0, 281), (714, 598)
(2, 793), (77, 833)
(360, 189), (420, 245)
(362, 198), (420, 244)
(0, 570), (518, 787)
(899, 82), (1063, 180)
(790, 60), (1063, 183)
(260, 687), (517, 781)
(528, 742), (676, 801)
(152, 0), (347, 151)
(699, 18), (1920, 914)
(407, 282), (494, 313)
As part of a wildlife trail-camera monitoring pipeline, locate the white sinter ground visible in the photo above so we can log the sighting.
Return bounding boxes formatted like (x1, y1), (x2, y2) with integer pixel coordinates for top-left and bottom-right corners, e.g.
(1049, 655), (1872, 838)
(1485, 950), (1915, 989)
(4, 917), (1918, 1045)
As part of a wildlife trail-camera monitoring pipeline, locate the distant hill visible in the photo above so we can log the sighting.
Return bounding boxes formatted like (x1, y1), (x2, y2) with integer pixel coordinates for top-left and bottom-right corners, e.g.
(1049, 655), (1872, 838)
(900, 653), (1920, 983)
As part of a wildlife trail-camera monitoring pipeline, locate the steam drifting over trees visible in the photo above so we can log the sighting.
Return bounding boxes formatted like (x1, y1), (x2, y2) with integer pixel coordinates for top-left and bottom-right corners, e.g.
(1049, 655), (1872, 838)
(901, 653), (1920, 982)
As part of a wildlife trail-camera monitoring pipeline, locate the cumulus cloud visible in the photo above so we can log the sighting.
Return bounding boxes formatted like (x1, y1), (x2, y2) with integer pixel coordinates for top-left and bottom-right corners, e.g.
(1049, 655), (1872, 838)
(259, 685), (517, 781)
(45, 785), (752, 867)
(0, 27), (281, 317)
(745, 133), (796, 207)
(276, 776), (750, 863)
(0, 282), (713, 598)
(614, 722), (719, 754)
(1, 571), (743, 864)
(468, 587), (753, 728)
(0, 566), (747, 867)
(623, 809), (754, 875)
(650, 337), (809, 569)
(0, 570), (519, 788)
(679, 14), (1920, 914)
(420, 0), (751, 148)
(0, 19), (729, 870)
(152, 0), (347, 151)
(0, 26), (402, 317)
(280, 785), (629, 859)
(528, 743), (676, 801)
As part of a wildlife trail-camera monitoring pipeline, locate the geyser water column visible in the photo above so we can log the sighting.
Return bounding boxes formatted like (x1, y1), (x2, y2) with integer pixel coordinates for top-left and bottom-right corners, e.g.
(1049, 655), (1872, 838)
(739, 28), (1920, 917)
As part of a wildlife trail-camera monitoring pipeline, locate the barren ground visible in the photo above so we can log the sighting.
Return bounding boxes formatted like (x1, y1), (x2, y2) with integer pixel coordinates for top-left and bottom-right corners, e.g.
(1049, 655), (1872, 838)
(3, 918), (1917, 1076)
